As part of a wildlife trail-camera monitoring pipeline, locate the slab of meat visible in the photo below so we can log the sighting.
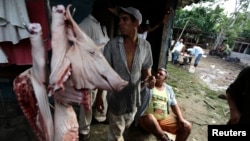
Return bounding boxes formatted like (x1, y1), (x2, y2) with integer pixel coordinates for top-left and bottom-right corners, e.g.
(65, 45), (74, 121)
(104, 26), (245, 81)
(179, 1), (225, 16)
(65, 4), (128, 91)
(49, 5), (71, 96)
(54, 101), (79, 141)
(48, 4), (129, 141)
(13, 23), (54, 141)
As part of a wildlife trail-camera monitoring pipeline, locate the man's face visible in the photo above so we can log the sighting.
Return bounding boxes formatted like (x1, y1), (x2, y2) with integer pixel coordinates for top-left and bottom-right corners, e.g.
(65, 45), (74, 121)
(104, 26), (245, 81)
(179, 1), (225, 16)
(155, 70), (167, 82)
(118, 12), (138, 36)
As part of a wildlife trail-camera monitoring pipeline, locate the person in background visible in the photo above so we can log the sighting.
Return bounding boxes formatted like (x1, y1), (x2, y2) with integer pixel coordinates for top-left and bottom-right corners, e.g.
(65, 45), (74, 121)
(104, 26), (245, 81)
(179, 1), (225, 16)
(78, 11), (110, 140)
(138, 20), (151, 40)
(135, 68), (192, 141)
(171, 39), (185, 64)
(95, 7), (155, 141)
(187, 45), (204, 67)
(78, 14), (110, 52)
(226, 66), (250, 124)
(138, 19), (164, 40)
(208, 39), (231, 59)
(219, 40), (231, 59)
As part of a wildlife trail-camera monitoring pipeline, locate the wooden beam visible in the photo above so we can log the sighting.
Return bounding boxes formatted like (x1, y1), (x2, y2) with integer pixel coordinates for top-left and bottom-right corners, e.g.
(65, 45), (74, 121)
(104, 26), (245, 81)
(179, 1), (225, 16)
(158, 0), (176, 69)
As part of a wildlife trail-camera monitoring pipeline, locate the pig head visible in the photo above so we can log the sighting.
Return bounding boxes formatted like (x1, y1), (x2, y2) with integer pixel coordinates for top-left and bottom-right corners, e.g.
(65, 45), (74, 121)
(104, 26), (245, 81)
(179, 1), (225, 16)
(49, 4), (128, 93)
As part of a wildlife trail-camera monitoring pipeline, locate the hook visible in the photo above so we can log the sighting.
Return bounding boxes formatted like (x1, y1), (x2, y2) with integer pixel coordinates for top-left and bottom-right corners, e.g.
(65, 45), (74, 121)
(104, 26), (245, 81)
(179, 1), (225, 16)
(72, 7), (76, 17)
(23, 22), (30, 33)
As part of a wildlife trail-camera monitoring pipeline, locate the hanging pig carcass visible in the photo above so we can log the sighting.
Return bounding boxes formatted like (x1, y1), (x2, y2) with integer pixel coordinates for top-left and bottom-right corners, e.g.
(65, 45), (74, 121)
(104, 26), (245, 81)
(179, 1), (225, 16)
(49, 4), (128, 94)
(13, 4), (128, 141)
(13, 23), (54, 141)
(49, 4), (128, 141)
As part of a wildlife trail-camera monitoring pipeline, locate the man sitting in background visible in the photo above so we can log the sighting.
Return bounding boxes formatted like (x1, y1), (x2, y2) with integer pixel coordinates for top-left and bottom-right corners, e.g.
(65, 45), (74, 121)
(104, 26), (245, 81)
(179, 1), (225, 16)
(219, 40), (231, 59)
(135, 68), (192, 141)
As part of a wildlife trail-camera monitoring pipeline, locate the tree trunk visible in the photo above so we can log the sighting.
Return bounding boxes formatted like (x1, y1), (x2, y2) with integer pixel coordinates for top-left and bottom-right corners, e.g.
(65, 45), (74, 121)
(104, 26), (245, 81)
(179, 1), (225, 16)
(213, 30), (225, 50)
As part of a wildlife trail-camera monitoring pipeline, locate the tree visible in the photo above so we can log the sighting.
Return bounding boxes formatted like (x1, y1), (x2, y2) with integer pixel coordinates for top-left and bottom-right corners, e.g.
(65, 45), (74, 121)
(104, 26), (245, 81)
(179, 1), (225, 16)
(174, 6), (225, 45)
(173, 0), (250, 49)
(213, 0), (250, 49)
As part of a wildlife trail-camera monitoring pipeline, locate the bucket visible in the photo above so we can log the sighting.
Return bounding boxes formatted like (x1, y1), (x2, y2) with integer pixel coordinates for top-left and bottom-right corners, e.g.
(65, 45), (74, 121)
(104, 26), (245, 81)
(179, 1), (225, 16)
(188, 66), (195, 73)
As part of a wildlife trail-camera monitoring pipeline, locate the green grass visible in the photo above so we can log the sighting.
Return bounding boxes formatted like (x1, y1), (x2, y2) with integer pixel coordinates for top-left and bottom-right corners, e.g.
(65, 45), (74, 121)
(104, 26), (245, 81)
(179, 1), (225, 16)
(165, 63), (229, 120)
(166, 64), (223, 98)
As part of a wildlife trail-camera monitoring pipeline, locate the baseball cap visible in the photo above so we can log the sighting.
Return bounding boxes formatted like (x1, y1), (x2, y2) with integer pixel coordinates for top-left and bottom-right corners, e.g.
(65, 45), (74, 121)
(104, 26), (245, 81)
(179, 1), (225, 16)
(117, 7), (142, 25)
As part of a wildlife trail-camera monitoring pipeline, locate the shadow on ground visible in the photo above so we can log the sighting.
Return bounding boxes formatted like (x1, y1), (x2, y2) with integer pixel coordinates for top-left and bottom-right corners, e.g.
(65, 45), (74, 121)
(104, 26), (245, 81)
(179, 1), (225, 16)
(1, 103), (175, 141)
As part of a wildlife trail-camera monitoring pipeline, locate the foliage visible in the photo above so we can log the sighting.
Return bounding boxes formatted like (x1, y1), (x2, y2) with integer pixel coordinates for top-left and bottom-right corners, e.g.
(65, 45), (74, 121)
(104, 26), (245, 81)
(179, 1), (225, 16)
(236, 11), (250, 38)
(173, 0), (250, 49)
(174, 6), (224, 33)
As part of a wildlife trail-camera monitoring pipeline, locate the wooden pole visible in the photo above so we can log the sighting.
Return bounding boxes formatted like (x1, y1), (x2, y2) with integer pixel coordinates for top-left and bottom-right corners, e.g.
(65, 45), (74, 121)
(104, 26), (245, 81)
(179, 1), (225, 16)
(177, 20), (189, 41)
(171, 20), (189, 50)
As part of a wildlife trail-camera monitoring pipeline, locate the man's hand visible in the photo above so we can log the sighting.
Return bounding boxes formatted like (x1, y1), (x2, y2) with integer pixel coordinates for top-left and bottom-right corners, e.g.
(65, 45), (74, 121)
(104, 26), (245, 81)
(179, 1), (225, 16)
(146, 75), (156, 89)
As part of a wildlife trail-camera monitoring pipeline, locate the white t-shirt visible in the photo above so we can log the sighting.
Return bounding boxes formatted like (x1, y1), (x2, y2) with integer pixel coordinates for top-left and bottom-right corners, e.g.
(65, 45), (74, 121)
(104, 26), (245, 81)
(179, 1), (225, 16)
(78, 14), (110, 51)
(138, 31), (148, 40)
(188, 46), (204, 57)
(172, 42), (184, 53)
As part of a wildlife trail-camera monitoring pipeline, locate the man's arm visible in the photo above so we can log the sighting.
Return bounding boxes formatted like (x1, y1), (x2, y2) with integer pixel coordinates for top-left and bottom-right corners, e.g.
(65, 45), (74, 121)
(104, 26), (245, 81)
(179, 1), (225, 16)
(226, 92), (241, 124)
(225, 66), (250, 124)
(171, 104), (185, 121)
(141, 68), (152, 80)
(141, 68), (155, 89)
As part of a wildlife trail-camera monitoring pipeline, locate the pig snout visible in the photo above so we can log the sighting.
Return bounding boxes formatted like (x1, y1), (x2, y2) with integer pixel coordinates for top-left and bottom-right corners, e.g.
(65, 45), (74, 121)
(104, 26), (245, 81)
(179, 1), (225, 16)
(99, 70), (128, 92)
(113, 80), (128, 91)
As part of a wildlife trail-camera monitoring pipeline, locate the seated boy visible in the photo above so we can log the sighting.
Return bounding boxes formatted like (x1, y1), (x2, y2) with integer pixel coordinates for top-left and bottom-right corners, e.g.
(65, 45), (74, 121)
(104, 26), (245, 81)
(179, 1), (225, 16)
(135, 68), (192, 141)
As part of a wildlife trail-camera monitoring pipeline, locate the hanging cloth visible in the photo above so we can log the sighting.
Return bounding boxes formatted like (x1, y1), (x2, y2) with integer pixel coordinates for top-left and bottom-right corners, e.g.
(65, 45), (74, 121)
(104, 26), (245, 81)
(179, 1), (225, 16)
(0, 46), (8, 63)
(25, 0), (51, 50)
(0, 0), (51, 65)
(0, 0), (30, 44)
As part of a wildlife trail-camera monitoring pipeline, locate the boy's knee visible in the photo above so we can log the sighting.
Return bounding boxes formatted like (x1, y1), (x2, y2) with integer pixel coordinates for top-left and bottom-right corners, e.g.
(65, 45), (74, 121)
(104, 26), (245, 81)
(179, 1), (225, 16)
(142, 114), (155, 121)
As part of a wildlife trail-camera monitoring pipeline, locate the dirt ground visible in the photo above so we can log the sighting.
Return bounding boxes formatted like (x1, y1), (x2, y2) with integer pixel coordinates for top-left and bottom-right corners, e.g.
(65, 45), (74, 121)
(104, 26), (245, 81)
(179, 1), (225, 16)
(175, 50), (247, 141)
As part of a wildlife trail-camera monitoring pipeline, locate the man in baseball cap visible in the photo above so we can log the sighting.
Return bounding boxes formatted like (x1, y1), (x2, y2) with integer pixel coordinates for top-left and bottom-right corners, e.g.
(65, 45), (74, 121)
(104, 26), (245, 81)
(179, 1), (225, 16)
(96, 5), (154, 141)
(114, 6), (143, 36)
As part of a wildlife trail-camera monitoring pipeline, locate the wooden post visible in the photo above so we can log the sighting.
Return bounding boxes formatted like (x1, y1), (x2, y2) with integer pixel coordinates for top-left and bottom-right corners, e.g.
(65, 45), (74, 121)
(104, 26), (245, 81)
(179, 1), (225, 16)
(158, 0), (176, 69)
